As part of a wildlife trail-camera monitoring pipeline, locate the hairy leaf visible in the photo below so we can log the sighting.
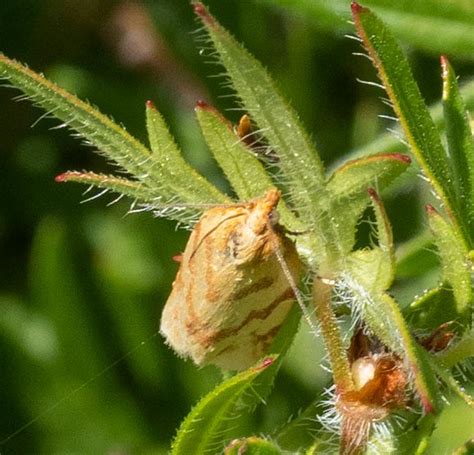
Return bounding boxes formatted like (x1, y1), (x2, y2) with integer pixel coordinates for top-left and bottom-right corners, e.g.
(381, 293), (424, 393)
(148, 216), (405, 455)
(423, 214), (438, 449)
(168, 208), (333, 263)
(146, 101), (227, 204)
(195, 103), (305, 234)
(327, 153), (410, 252)
(430, 360), (474, 408)
(426, 205), (472, 321)
(171, 356), (277, 455)
(0, 54), (152, 183)
(194, 3), (326, 229)
(55, 171), (156, 203)
(352, 4), (461, 228)
(369, 188), (394, 268)
(441, 56), (474, 247)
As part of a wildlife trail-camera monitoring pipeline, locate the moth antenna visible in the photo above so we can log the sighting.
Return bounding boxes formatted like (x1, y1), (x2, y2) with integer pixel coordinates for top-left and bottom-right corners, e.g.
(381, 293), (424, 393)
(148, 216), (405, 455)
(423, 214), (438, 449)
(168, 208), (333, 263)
(189, 212), (246, 260)
(273, 240), (317, 335)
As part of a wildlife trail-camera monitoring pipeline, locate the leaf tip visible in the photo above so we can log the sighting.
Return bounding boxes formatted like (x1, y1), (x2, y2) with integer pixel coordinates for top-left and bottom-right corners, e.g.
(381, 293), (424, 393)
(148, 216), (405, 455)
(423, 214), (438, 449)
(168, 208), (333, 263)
(196, 99), (210, 109)
(55, 172), (69, 183)
(425, 204), (438, 215)
(351, 2), (367, 16)
(193, 2), (214, 26)
(257, 357), (274, 370)
(420, 394), (436, 414)
(440, 55), (451, 80)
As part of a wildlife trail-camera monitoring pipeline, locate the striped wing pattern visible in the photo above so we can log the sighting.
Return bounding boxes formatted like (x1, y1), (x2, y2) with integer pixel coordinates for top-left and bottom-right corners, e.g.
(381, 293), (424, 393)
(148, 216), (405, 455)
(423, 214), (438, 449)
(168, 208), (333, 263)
(160, 190), (301, 370)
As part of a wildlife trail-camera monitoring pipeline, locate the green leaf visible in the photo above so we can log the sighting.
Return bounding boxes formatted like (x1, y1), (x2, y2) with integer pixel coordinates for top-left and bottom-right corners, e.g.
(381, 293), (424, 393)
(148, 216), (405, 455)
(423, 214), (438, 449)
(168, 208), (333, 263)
(195, 102), (302, 231)
(369, 188), (394, 268)
(0, 54), (226, 210)
(194, 3), (326, 228)
(441, 56), (474, 247)
(55, 171), (157, 202)
(343, 191), (395, 294)
(351, 4), (460, 228)
(0, 54), (152, 185)
(195, 103), (274, 200)
(171, 356), (277, 455)
(327, 153), (410, 252)
(259, 0), (474, 58)
(347, 248), (393, 295)
(429, 360), (474, 408)
(426, 205), (472, 321)
(224, 436), (281, 455)
(145, 101), (227, 204)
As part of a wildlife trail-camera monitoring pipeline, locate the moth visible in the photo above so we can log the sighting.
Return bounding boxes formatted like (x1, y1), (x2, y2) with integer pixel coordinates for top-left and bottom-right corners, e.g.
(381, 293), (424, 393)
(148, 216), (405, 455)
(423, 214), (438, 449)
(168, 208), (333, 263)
(160, 188), (302, 371)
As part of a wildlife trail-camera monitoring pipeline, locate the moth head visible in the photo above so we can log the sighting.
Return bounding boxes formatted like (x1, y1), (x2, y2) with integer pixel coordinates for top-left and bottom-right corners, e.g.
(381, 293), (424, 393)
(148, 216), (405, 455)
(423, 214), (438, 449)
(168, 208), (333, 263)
(246, 188), (281, 236)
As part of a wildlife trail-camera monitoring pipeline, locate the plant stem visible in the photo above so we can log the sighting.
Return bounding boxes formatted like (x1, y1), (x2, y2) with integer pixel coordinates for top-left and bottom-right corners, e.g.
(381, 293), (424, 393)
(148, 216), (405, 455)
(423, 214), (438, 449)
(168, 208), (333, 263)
(312, 277), (353, 393)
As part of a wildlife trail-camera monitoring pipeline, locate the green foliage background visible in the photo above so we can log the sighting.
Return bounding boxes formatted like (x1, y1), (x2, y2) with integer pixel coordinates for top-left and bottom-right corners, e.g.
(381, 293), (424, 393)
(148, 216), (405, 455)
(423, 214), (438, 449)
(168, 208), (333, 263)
(0, 1), (472, 453)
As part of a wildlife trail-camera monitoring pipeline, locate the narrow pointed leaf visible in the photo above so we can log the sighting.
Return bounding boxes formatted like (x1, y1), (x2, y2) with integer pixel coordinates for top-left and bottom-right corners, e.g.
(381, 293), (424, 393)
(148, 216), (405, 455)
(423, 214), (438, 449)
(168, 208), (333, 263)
(145, 101), (227, 204)
(0, 54), (153, 183)
(351, 4), (459, 226)
(430, 360), (474, 408)
(368, 188), (394, 266)
(327, 153), (410, 251)
(171, 356), (277, 455)
(441, 56), (474, 247)
(55, 171), (204, 224)
(426, 205), (472, 321)
(195, 102), (299, 229)
(195, 102), (275, 201)
(171, 304), (300, 455)
(194, 3), (326, 227)
(55, 171), (157, 202)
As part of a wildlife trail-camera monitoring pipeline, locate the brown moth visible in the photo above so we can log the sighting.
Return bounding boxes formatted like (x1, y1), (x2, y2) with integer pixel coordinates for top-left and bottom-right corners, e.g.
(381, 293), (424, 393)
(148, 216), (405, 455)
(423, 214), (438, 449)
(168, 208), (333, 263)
(160, 188), (302, 371)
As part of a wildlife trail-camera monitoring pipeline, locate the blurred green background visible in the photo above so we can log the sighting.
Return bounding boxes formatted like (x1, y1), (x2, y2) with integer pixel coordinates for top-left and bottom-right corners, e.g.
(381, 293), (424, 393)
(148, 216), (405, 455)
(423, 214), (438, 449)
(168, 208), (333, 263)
(0, 1), (473, 453)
